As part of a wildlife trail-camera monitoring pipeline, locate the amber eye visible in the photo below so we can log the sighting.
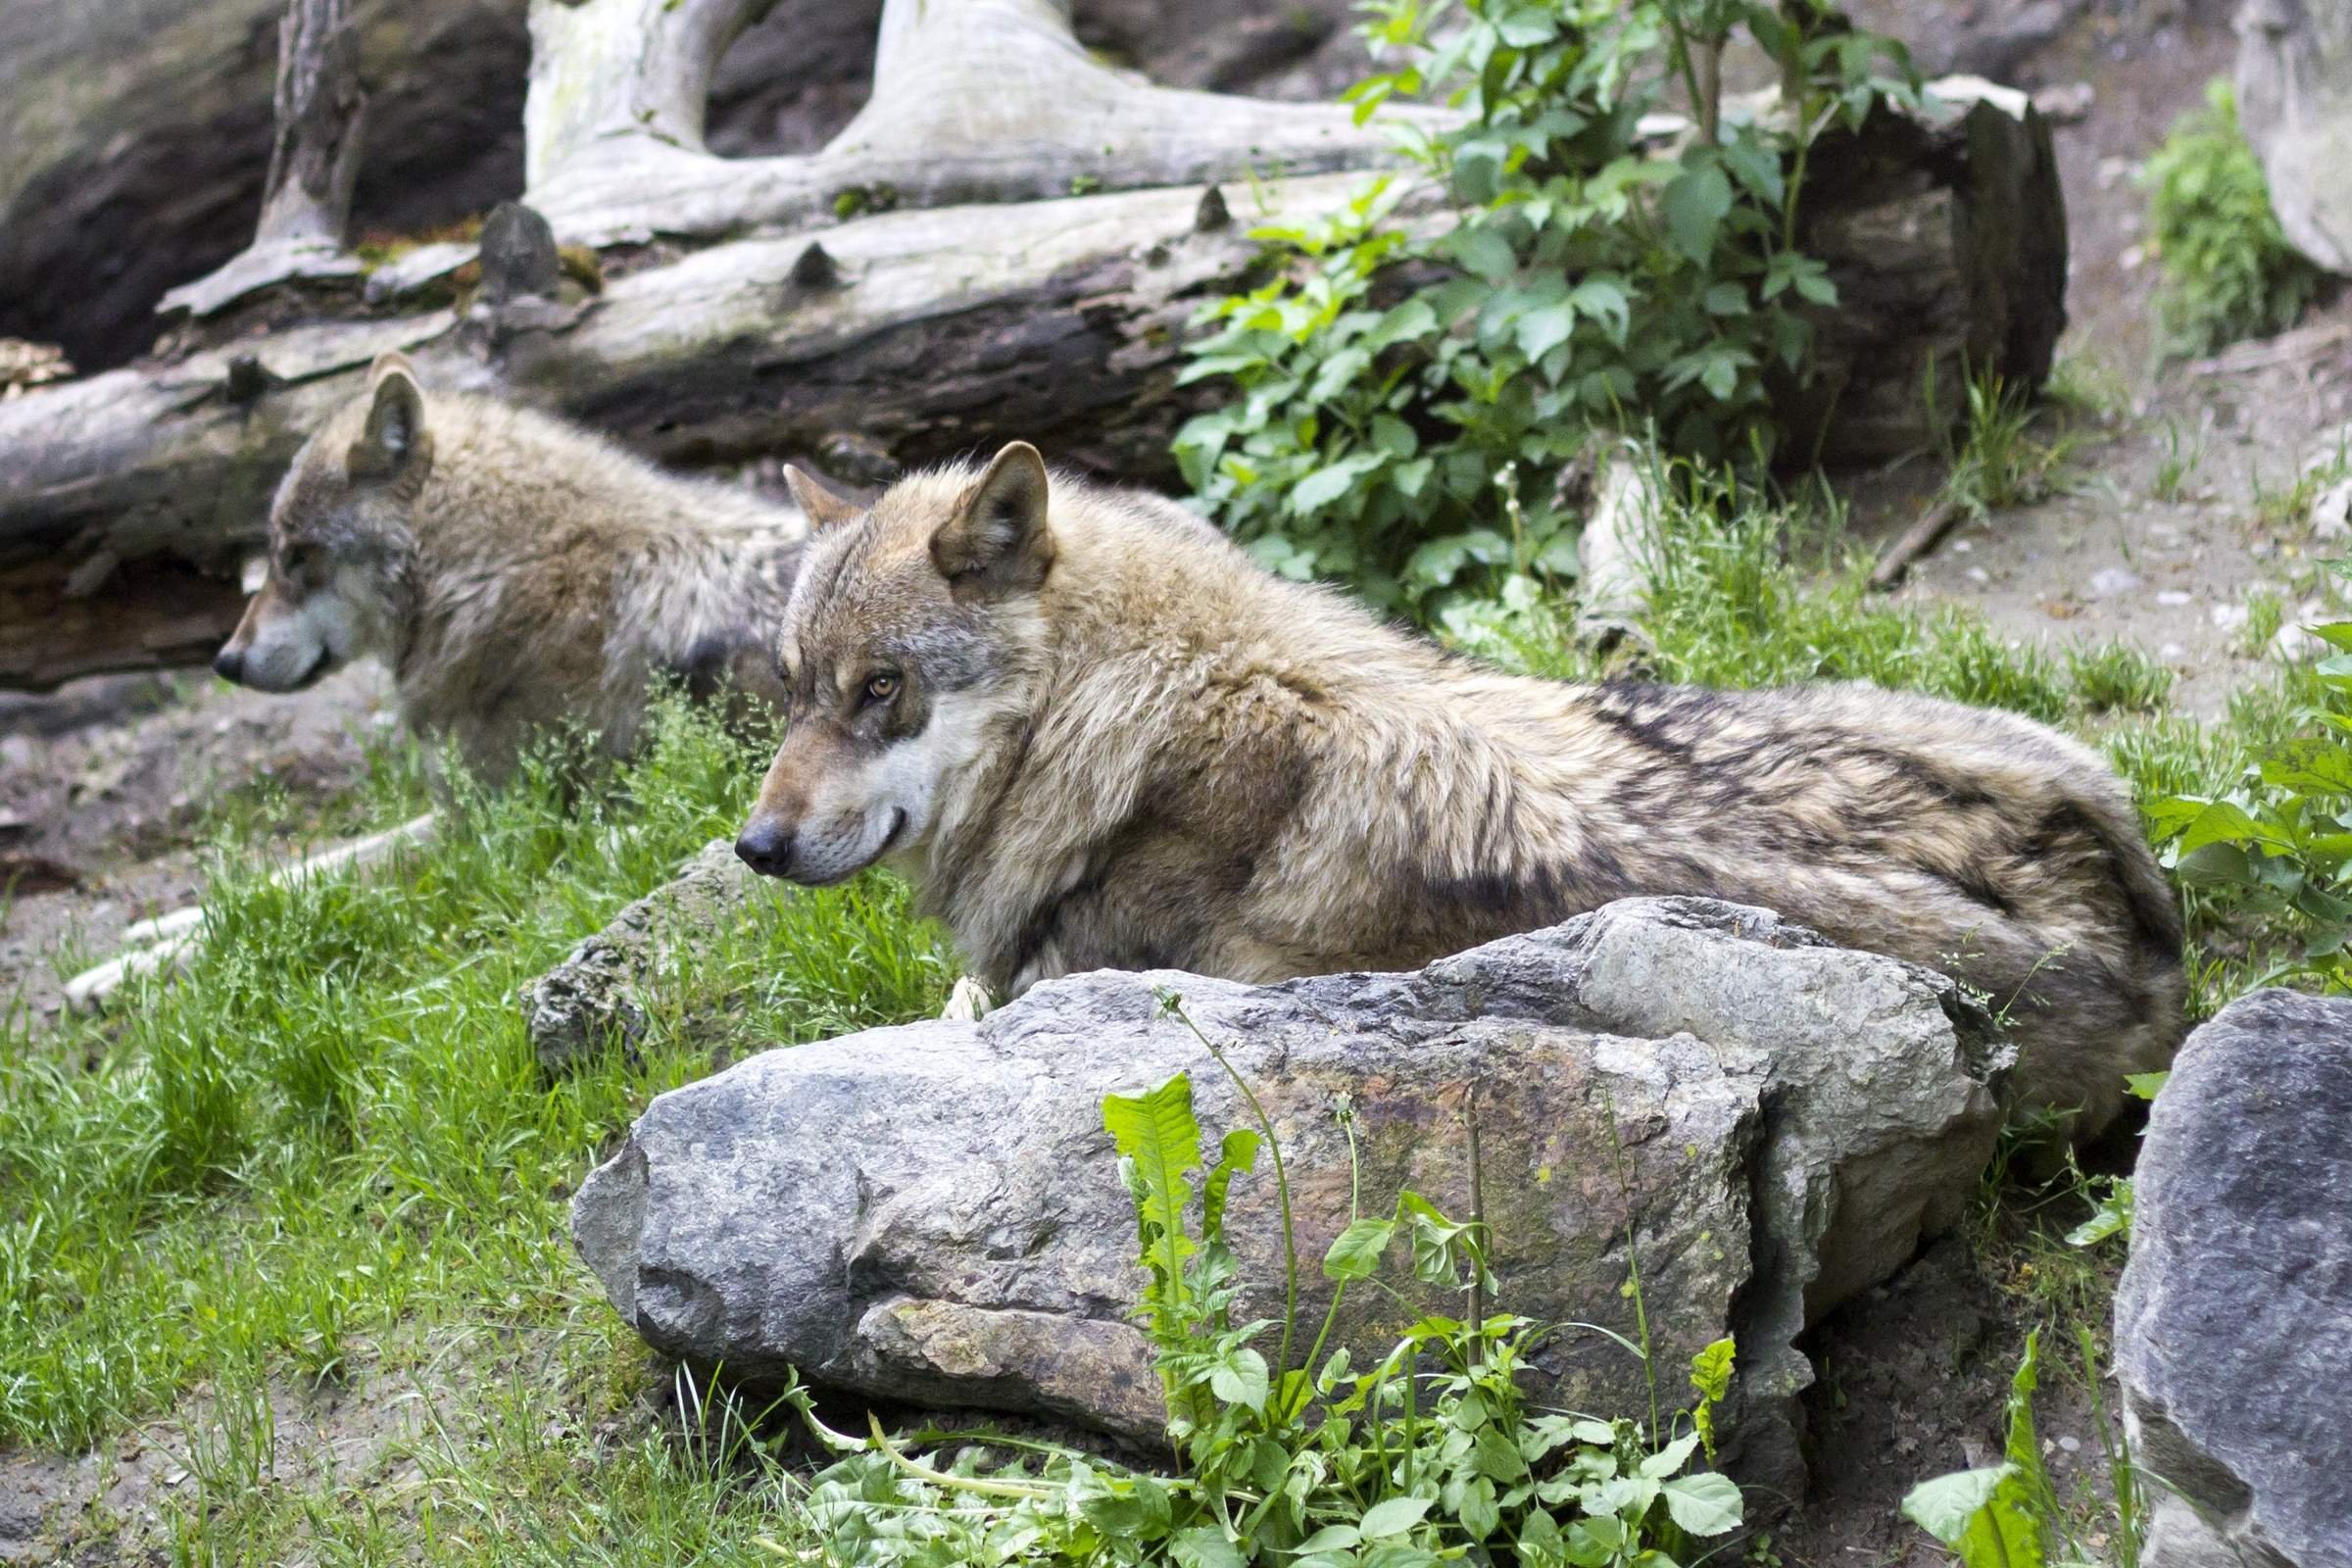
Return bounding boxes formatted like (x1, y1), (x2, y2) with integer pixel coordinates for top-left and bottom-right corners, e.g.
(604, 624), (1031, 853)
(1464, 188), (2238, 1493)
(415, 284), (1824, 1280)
(863, 672), (900, 706)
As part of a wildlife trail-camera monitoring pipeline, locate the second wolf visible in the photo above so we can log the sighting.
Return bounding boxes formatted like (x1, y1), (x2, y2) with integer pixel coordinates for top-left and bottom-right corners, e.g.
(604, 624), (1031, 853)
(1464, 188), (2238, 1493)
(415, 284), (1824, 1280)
(214, 352), (803, 780)
(738, 444), (2185, 1140)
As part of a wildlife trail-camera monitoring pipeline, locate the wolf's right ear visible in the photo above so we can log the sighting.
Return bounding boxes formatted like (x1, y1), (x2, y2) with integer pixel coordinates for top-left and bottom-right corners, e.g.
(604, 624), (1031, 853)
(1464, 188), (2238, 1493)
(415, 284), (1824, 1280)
(932, 441), (1054, 597)
(346, 354), (433, 498)
(782, 466), (863, 531)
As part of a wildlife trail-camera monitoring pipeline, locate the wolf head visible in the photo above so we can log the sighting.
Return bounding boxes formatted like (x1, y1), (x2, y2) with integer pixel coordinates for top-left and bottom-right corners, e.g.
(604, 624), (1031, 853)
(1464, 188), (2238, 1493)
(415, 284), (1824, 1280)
(736, 442), (1052, 886)
(213, 352), (429, 693)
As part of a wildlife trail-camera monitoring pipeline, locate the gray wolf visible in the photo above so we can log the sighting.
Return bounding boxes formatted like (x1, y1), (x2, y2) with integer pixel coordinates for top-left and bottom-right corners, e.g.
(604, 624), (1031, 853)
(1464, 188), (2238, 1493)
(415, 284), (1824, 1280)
(213, 352), (803, 781)
(736, 443), (2185, 1140)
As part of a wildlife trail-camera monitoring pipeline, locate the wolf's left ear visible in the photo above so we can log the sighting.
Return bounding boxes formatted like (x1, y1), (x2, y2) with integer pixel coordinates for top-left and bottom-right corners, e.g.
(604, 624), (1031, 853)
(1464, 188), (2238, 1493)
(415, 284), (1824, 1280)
(782, 465), (863, 532)
(346, 353), (433, 498)
(932, 441), (1054, 596)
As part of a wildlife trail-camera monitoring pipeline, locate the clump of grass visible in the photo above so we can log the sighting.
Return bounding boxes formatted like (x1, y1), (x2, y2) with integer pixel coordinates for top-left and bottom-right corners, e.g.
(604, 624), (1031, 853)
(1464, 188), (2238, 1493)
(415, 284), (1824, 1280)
(2144, 78), (2328, 358)
(2150, 417), (2203, 504)
(1936, 367), (2082, 521)
(2067, 641), (2175, 716)
(0, 695), (954, 1456)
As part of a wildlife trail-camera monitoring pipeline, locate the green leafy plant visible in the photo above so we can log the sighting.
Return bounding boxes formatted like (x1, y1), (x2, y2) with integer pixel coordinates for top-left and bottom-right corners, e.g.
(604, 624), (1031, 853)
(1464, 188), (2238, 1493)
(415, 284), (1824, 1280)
(795, 994), (1744, 1566)
(1902, 1330), (2144, 1568)
(1173, 0), (1917, 617)
(2144, 78), (2328, 358)
(2145, 564), (2352, 992)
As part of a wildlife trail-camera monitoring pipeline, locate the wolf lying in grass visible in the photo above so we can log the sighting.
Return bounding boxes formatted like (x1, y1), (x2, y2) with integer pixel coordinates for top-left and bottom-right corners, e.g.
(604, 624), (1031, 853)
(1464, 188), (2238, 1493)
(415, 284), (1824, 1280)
(213, 352), (804, 781)
(737, 442), (2185, 1142)
(74, 355), (807, 1011)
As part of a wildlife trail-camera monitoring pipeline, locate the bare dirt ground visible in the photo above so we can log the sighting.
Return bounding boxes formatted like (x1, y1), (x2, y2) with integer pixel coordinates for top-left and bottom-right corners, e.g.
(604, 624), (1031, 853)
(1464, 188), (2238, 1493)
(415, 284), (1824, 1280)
(0, 667), (388, 1027)
(0, 2), (2340, 1562)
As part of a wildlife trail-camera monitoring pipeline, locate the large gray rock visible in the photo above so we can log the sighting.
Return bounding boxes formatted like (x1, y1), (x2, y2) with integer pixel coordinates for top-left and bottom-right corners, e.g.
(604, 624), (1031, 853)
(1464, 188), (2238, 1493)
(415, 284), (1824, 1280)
(574, 898), (2005, 1487)
(2237, 0), (2352, 274)
(2117, 989), (2352, 1568)
(521, 839), (762, 1074)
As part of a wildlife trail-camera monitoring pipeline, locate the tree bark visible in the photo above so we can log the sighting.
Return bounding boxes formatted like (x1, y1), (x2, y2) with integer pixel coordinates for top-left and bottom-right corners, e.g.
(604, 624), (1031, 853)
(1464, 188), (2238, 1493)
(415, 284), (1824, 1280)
(0, 0), (526, 372)
(160, 0), (374, 318)
(521, 0), (1435, 247)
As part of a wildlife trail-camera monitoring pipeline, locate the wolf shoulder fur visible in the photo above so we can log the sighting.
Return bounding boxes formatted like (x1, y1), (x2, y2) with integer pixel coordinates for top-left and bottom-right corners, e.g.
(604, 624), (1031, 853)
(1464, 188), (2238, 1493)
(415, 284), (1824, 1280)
(740, 444), (2186, 1140)
(214, 353), (802, 779)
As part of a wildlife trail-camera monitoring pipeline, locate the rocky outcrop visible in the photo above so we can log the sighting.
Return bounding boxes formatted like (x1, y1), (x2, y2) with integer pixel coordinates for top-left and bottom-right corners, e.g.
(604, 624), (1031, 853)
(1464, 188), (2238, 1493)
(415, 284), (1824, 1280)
(2116, 989), (2352, 1568)
(520, 838), (760, 1073)
(572, 897), (2007, 1492)
(2237, 0), (2352, 274)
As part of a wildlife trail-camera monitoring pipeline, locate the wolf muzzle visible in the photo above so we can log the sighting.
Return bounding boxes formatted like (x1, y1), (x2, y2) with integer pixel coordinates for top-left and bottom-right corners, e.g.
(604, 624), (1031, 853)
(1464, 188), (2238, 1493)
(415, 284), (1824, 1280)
(735, 817), (796, 879)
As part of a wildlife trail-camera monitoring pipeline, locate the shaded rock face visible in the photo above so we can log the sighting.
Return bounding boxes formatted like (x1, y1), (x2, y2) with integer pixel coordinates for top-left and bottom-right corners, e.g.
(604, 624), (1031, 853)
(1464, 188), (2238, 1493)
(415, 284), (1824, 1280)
(2237, 0), (2352, 274)
(572, 897), (2004, 1492)
(520, 839), (758, 1074)
(2116, 989), (2352, 1568)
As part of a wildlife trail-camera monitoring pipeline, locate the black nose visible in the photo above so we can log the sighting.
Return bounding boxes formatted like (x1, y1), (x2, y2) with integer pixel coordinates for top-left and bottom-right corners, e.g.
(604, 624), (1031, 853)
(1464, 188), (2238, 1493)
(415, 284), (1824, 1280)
(213, 647), (246, 683)
(735, 819), (796, 878)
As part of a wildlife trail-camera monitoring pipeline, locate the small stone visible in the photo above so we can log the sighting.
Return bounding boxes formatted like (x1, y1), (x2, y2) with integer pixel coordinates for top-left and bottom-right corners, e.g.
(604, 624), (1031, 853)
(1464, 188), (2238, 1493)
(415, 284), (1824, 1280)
(2156, 590), (2193, 608)
(2311, 476), (2352, 542)
(2057, 1435), (2082, 1455)
(2033, 82), (2095, 123)
(2160, 642), (2188, 661)
(2119, 244), (2146, 272)
(2089, 566), (2143, 598)
(2211, 603), (2250, 632)
(0, 736), (33, 770)
(1966, 566), (1991, 584)
(1949, 538), (1974, 554)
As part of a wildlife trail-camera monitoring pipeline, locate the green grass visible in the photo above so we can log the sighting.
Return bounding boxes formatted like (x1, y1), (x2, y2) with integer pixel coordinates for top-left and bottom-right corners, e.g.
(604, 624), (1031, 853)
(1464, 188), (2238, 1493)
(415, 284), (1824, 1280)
(0, 701), (951, 1559)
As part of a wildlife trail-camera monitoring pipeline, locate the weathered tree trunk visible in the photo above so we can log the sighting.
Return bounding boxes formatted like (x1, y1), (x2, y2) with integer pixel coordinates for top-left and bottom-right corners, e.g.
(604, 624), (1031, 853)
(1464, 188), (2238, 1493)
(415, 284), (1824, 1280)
(520, 0), (1432, 247)
(158, 0), (372, 318)
(2236, 0), (2352, 274)
(0, 0), (528, 372)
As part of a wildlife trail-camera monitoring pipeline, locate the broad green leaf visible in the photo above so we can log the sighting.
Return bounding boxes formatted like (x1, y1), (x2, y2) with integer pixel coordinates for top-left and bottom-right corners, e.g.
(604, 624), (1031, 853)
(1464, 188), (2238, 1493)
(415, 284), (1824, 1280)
(1357, 1494), (1434, 1540)
(1324, 1216), (1398, 1282)
(1690, 1336), (1736, 1402)
(1296, 1523), (1362, 1552)
(1209, 1346), (1270, 1409)
(1662, 164), (1734, 264)
(1661, 1470), (1744, 1536)
(1900, 1464), (2007, 1542)
(1201, 1126), (1259, 1244)
(1515, 302), (1579, 363)
(1640, 1432), (1699, 1478)
(1171, 1524), (1248, 1568)
(1102, 1075), (1201, 1301)
(1450, 224), (1521, 281)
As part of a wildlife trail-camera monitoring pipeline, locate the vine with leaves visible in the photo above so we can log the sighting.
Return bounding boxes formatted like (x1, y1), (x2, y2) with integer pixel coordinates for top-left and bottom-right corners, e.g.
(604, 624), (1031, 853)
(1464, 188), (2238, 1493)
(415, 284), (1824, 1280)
(1174, 0), (1919, 621)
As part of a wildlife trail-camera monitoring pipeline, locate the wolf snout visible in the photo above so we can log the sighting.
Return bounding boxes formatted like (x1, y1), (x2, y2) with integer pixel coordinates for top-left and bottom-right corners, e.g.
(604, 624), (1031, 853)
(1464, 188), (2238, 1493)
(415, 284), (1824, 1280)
(213, 646), (247, 684)
(735, 818), (797, 879)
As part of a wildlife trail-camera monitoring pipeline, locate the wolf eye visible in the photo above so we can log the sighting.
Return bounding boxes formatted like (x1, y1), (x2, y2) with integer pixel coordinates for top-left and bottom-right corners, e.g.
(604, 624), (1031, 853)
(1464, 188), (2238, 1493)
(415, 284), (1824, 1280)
(280, 542), (315, 574)
(862, 672), (900, 706)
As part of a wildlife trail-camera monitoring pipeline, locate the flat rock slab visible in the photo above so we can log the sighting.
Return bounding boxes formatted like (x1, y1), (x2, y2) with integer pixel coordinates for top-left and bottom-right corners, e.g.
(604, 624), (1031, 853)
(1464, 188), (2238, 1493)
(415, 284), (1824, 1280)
(574, 897), (2004, 1491)
(2117, 988), (2352, 1568)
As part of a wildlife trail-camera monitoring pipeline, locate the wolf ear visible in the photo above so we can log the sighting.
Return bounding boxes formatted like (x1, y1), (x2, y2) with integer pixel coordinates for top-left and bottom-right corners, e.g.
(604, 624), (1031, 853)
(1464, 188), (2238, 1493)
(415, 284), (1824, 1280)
(346, 353), (433, 497)
(932, 442), (1054, 596)
(782, 465), (863, 531)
